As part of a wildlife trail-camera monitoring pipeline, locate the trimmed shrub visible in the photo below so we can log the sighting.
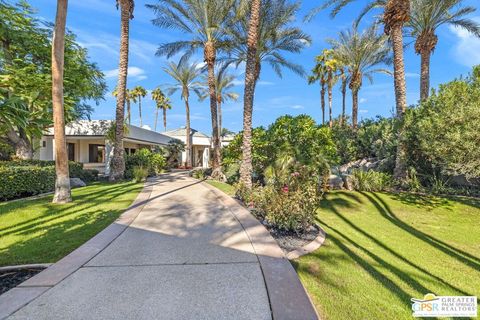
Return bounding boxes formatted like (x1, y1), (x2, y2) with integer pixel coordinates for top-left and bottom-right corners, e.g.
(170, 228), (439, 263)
(132, 166), (148, 182)
(125, 149), (166, 180)
(0, 166), (55, 201)
(0, 160), (96, 182)
(350, 169), (392, 192)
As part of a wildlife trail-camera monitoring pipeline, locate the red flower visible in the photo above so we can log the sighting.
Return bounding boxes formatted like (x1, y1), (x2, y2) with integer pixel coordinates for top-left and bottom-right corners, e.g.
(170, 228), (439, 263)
(282, 185), (289, 193)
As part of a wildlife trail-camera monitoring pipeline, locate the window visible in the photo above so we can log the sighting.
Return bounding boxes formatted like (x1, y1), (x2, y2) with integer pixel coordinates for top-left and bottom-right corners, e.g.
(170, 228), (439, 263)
(67, 143), (75, 161)
(42, 141), (46, 148)
(88, 144), (105, 163)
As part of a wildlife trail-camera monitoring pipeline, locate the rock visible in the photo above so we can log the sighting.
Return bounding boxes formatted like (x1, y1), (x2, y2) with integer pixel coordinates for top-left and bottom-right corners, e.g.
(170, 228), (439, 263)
(342, 174), (354, 191)
(70, 178), (86, 188)
(328, 174), (344, 190)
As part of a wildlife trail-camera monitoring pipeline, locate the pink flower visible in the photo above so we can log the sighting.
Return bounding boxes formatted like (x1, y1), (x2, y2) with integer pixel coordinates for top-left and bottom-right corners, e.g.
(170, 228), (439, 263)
(282, 185), (289, 193)
(248, 201), (255, 208)
(291, 172), (300, 177)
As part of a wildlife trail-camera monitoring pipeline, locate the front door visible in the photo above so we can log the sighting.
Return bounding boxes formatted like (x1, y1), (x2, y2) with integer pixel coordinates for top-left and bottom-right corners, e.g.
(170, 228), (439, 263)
(67, 143), (75, 161)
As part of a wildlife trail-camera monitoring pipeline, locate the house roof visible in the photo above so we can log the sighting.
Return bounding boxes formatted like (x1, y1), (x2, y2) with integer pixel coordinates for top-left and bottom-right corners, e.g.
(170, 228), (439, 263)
(45, 120), (173, 146)
(164, 127), (210, 138)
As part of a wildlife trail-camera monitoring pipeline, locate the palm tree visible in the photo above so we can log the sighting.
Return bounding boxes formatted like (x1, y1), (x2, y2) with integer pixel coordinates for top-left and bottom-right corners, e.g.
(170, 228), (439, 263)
(329, 25), (391, 128)
(223, 0), (310, 187)
(110, 0), (134, 182)
(131, 85), (147, 127)
(200, 67), (239, 142)
(338, 66), (349, 125)
(51, 0), (71, 203)
(308, 60), (327, 125)
(147, 0), (237, 178)
(163, 59), (202, 168)
(408, 0), (480, 101)
(151, 87), (172, 132)
(112, 87), (133, 124)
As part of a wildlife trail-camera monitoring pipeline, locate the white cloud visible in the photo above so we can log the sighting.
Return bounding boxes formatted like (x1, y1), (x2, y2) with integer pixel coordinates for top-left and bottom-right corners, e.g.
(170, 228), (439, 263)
(291, 105), (304, 109)
(231, 79), (275, 86)
(449, 21), (480, 67)
(405, 72), (420, 78)
(103, 66), (147, 81)
(359, 109), (369, 114)
(359, 98), (367, 104)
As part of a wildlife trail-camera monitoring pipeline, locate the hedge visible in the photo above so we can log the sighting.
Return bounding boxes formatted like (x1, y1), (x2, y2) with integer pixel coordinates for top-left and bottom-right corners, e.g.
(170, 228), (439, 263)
(0, 166), (56, 201)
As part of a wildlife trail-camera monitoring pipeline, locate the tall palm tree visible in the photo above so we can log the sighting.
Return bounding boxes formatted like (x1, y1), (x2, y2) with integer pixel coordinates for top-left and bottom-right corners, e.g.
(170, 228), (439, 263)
(131, 85), (147, 127)
(324, 51), (341, 128)
(112, 87), (133, 124)
(52, 0), (71, 203)
(338, 66), (349, 125)
(408, 0), (480, 101)
(151, 87), (172, 132)
(200, 67), (239, 141)
(163, 59), (202, 168)
(329, 25), (392, 128)
(223, 0), (310, 187)
(308, 60), (327, 125)
(147, 0), (237, 178)
(110, 0), (134, 182)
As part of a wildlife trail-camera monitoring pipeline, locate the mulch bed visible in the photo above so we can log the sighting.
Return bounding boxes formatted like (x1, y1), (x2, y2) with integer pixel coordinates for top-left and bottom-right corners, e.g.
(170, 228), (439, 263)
(265, 224), (320, 254)
(0, 268), (43, 295)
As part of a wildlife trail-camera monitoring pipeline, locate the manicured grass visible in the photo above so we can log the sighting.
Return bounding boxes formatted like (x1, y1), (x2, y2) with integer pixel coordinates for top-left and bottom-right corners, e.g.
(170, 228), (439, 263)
(294, 191), (480, 320)
(0, 181), (142, 266)
(206, 180), (236, 196)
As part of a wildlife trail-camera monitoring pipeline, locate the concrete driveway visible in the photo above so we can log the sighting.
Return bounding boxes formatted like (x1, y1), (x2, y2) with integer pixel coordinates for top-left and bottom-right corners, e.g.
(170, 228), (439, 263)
(1, 172), (317, 320)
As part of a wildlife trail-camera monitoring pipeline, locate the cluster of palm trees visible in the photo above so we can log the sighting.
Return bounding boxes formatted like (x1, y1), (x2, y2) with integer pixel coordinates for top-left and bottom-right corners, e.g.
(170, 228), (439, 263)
(50, 0), (479, 203)
(308, 0), (479, 179)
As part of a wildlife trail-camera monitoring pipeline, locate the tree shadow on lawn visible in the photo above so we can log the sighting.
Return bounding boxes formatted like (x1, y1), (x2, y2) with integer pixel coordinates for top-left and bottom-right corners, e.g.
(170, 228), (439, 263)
(0, 183), (138, 238)
(361, 192), (480, 272)
(0, 208), (124, 265)
(391, 191), (480, 211)
(322, 205), (472, 296)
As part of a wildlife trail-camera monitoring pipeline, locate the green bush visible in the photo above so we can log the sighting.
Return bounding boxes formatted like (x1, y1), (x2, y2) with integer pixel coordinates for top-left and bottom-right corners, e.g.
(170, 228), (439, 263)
(0, 166), (55, 201)
(0, 142), (14, 161)
(125, 149), (166, 180)
(132, 166), (148, 182)
(0, 160), (96, 182)
(350, 169), (392, 192)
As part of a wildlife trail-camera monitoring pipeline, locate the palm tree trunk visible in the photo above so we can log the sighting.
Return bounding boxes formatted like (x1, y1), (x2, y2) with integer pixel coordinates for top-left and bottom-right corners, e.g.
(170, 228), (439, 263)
(390, 23), (408, 180)
(328, 78), (333, 128)
(185, 96), (192, 168)
(321, 83), (326, 125)
(352, 88), (359, 129)
(239, 0), (261, 188)
(52, 0), (71, 203)
(218, 101), (222, 144)
(154, 107), (158, 132)
(163, 108), (167, 132)
(110, 0), (131, 181)
(420, 49), (431, 101)
(205, 41), (222, 177)
(138, 97), (142, 127)
(341, 78), (347, 125)
(127, 100), (131, 124)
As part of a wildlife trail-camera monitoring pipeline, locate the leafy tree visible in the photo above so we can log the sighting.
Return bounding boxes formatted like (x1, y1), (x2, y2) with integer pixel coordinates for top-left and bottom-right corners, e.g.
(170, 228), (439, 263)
(329, 24), (391, 128)
(147, 0), (238, 177)
(51, 0), (71, 203)
(404, 65), (480, 180)
(110, 0), (134, 181)
(0, 1), (106, 159)
(163, 58), (202, 167)
(200, 67), (239, 141)
(151, 87), (172, 132)
(131, 85), (147, 127)
(407, 0), (480, 101)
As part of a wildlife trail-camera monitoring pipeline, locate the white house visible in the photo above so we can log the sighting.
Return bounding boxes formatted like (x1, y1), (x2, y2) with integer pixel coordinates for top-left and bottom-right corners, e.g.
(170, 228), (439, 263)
(164, 127), (211, 168)
(36, 120), (173, 175)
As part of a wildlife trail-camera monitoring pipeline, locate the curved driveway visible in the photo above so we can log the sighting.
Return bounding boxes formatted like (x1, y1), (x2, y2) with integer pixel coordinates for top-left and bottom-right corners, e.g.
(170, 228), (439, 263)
(1, 172), (317, 320)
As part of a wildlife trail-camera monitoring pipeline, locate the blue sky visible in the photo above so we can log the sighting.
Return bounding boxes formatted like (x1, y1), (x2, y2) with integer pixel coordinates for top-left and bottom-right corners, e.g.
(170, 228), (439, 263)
(33, 0), (480, 135)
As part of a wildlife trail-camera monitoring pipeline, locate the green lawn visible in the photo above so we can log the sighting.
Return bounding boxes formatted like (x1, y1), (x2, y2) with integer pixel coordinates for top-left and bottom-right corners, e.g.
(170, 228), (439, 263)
(0, 181), (142, 266)
(206, 180), (236, 196)
(294, 191), (480, 320)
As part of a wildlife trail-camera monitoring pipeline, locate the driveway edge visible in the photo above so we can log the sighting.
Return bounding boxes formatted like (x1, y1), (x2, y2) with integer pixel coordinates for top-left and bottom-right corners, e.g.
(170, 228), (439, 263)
(202, 182), (319, 320)
(0, 180), (154, 320)
(286, 227), (326, 260)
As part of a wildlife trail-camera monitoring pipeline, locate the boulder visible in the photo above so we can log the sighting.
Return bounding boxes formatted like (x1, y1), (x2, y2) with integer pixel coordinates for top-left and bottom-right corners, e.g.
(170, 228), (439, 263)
(70, 178), (86, 188)
(328, 174), (344, 190)
(342, 174), (354, 191)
